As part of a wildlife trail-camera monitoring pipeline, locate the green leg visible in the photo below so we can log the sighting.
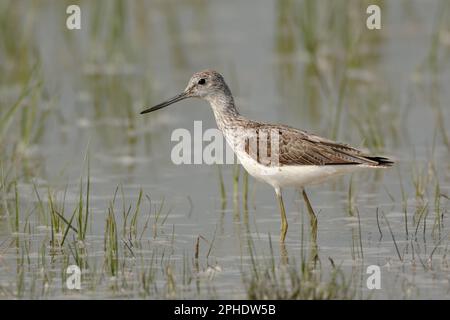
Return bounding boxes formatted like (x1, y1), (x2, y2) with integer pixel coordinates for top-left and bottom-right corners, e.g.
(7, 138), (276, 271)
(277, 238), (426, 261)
(301, 188), (318, 238)
(275, 187), (288, 242)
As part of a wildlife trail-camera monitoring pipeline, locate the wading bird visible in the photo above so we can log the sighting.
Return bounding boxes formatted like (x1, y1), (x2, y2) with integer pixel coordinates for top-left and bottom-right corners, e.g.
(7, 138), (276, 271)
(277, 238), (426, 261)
(140, 70), (393, 242)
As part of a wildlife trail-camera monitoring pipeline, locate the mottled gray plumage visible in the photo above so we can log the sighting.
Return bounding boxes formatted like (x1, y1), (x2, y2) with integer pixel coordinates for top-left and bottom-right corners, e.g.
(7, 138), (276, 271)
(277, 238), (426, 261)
(237, 121), (393, 167)
(179, 70), (393, 168)
(140, 69), (394, 242)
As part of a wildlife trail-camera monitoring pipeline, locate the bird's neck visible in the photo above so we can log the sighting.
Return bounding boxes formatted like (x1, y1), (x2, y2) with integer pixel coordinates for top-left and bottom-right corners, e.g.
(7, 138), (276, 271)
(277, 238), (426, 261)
(207, 91), (240, 131)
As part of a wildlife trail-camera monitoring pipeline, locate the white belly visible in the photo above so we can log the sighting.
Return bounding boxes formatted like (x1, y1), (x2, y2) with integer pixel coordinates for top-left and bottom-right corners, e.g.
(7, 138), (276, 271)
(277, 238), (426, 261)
(236, 151), (371, 189)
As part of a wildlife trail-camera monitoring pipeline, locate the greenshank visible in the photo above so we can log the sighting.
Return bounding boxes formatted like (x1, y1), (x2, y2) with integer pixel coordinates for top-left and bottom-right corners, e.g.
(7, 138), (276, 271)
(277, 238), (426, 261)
(141, 70), (394, 242)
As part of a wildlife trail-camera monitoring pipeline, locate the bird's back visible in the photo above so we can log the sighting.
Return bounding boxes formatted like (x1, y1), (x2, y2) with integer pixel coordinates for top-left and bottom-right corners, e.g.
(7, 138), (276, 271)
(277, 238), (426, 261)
(223, 118), (394, 168)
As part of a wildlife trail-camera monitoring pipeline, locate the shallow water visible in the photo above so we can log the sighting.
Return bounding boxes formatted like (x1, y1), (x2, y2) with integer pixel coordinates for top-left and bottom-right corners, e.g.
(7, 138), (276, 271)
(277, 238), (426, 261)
(0, 0), (449, 299)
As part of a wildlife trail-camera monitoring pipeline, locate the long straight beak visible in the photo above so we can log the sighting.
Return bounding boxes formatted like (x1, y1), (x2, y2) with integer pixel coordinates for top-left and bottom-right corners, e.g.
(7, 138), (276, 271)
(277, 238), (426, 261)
(140, 91), (189, 114)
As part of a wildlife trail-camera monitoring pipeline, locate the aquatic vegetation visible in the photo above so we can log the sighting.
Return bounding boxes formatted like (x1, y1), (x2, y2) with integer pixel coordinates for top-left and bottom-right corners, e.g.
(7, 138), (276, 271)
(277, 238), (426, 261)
(0, 0), (449, 300)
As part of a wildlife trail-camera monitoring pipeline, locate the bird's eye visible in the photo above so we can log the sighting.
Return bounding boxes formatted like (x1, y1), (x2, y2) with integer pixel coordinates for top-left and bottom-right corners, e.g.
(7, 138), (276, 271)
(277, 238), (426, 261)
(198, 78), (206, 85)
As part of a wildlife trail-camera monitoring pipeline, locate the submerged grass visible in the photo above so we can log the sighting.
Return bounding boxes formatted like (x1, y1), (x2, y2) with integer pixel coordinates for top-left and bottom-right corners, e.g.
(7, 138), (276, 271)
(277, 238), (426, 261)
(0, 167), (184, 298)
(243, 236), (357, 300)
(0, 0), (449, 300)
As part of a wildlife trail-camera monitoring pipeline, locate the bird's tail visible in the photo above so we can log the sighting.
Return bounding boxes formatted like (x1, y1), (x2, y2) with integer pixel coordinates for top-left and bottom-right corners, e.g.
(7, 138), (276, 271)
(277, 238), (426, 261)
(365, 156), (395, 167)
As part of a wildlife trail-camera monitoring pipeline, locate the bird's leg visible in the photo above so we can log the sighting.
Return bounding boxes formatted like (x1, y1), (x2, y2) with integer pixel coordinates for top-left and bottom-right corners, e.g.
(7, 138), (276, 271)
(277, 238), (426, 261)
(300, 189), (319, 264)
(279, 241), (289, 265)
(275, 187), (288, 242)
(301, 188), (318, 239)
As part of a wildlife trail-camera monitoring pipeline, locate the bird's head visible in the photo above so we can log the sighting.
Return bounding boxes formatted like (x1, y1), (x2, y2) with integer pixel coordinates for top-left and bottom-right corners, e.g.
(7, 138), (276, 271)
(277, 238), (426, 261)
(140, 69), (229, 114)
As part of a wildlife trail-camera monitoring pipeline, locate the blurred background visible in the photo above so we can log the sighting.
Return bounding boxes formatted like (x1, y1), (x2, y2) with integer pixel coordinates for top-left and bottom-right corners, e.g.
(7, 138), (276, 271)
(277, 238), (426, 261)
(0, 0), (449, 299)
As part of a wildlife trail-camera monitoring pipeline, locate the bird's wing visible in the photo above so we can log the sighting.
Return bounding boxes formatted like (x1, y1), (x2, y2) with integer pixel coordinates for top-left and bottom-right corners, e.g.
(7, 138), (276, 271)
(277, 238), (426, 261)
(240, 123), (392, 167)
